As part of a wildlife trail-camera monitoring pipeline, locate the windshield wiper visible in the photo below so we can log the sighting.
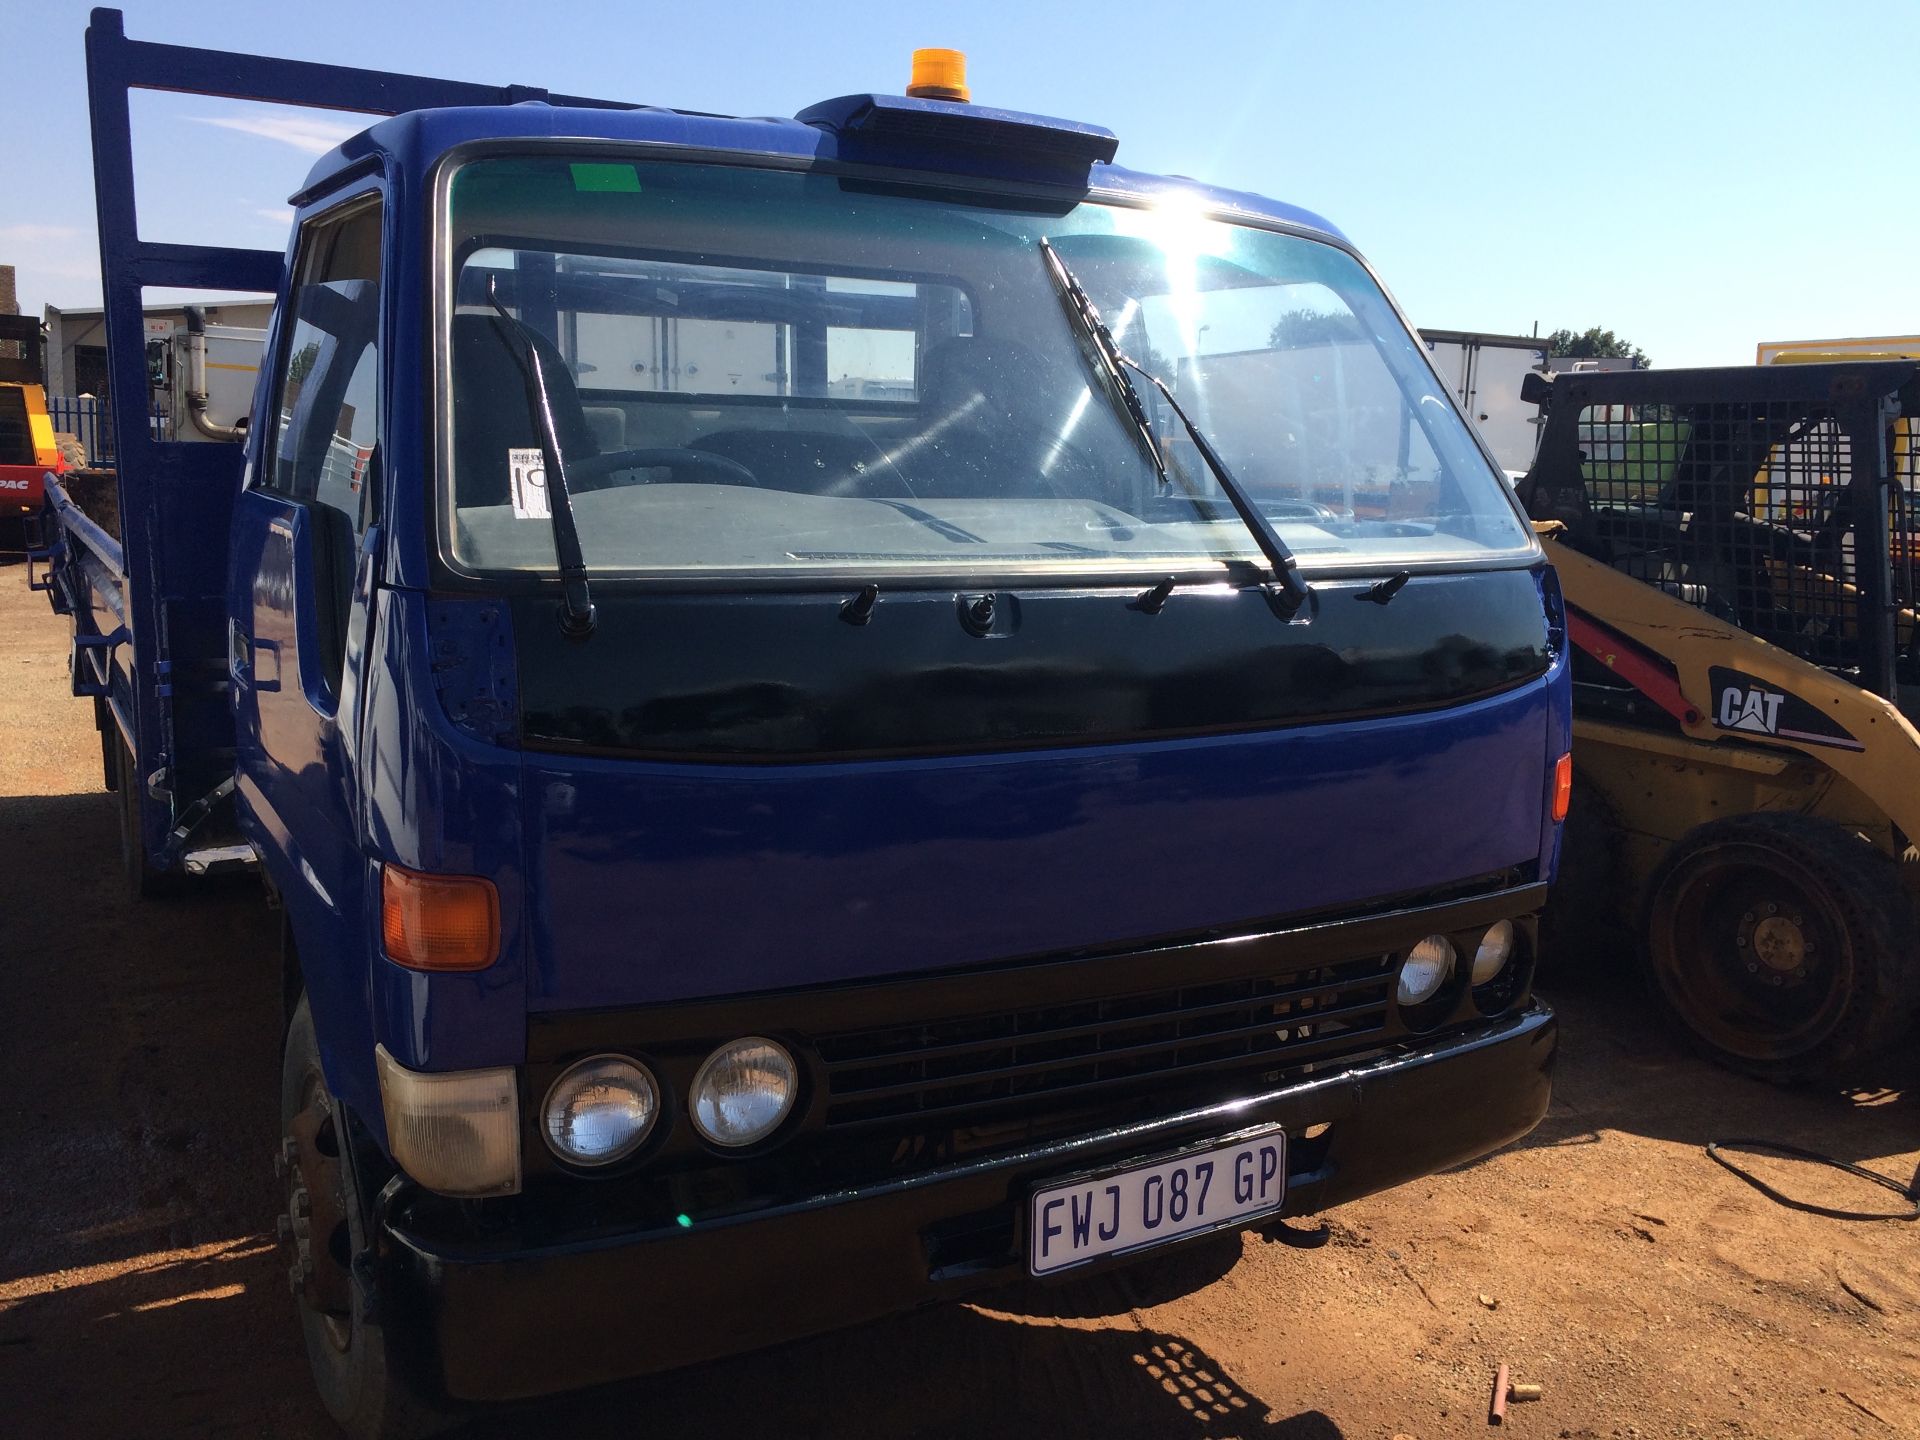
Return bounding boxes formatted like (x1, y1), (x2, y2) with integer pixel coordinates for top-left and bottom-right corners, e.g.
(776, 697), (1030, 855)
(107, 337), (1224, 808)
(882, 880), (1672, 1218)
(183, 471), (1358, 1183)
(486, 278), (596, 639)
(1039, 238), (1165, 485)
(1038, 239), (1313, 621)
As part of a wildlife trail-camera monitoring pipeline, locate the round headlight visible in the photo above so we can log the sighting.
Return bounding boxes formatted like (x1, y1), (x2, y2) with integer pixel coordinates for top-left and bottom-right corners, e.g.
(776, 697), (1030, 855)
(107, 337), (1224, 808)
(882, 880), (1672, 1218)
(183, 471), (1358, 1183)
(543, 1055), (658, 1167)
(1397, 934), (1456, 1007)
(691, 1037), (798, 1148)
(1471, 920), (1516, 986)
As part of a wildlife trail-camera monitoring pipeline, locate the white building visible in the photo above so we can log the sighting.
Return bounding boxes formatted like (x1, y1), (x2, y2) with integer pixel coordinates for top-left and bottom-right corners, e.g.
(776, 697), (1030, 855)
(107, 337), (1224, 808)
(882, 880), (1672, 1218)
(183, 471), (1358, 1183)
(43, 298), (275, 397)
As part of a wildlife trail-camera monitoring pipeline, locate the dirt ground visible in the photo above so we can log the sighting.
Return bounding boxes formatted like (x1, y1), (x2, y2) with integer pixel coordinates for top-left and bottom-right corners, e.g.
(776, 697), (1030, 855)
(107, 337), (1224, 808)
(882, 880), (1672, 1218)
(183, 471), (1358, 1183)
(1, 563), (1916, 1440)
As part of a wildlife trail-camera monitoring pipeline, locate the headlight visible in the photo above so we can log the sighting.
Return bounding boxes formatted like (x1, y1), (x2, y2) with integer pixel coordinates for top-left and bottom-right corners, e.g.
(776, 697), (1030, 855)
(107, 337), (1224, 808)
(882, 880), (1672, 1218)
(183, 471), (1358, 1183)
(375, 1045), (520, 1197)
(691, 1037), (798, 1148)
(543, 1055), (659, 1167)
(1397, 934), (1456, 1007)
(1471, 920), (1516, 986)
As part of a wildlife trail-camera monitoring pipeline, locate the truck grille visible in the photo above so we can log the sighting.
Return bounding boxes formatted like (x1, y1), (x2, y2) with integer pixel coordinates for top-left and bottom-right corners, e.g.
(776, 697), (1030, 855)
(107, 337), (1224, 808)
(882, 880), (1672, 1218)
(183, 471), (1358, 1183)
(816, 955), (1394, 1129)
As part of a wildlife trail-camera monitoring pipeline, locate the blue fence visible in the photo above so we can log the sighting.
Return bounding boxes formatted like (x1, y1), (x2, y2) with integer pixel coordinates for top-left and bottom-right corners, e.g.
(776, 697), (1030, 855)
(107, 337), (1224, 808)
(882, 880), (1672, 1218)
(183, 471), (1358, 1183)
(45, 394), (112, 466)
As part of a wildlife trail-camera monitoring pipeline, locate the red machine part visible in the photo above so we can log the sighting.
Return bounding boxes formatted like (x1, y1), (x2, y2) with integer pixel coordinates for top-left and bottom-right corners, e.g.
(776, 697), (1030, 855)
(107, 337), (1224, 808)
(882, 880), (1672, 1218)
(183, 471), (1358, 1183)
(1566, 606), (1703, 728)
(0, 461), (59, 512)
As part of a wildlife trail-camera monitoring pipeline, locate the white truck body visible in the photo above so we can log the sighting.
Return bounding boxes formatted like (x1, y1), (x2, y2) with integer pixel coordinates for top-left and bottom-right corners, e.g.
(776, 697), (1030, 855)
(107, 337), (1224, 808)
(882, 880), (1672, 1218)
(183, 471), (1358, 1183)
(1420, 329), (1549, 478)
(153, 323), (266, 442)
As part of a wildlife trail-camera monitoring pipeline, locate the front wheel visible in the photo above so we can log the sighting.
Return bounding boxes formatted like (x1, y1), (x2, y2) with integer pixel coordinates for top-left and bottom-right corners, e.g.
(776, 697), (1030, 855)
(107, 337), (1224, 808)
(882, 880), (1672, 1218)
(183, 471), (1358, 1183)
(280, 998), (450, 1439)
(1641, 814), (1918, 1081)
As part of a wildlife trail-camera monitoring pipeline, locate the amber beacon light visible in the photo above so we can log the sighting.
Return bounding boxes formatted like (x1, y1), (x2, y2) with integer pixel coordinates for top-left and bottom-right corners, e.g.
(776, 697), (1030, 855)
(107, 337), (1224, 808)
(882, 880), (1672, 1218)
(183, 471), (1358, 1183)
(906, 48), (970, 102)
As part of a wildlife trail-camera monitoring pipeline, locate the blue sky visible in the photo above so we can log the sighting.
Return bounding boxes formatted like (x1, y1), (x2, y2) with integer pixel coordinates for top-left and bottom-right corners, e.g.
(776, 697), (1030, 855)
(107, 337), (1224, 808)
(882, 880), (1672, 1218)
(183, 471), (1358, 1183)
(5, 0), (1914, 366)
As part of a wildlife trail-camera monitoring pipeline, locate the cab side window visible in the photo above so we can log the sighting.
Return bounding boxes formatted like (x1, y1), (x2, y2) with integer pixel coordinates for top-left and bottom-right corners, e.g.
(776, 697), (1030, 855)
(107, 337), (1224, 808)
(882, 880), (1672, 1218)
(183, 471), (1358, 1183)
(262, 197), (382, 693)
(267, 198), (383, 531)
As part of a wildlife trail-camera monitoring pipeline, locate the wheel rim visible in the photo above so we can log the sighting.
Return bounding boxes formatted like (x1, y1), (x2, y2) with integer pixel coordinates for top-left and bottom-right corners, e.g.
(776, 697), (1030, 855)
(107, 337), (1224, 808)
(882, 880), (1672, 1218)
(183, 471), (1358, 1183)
(284, 1069), (355, 1353)
(1650, 840), (1854, 1063)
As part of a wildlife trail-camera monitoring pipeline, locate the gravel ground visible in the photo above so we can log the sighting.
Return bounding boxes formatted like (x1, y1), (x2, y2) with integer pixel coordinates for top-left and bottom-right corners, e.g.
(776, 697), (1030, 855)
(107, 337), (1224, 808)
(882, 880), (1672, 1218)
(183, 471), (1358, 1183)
(2, 560), (1915, 1440)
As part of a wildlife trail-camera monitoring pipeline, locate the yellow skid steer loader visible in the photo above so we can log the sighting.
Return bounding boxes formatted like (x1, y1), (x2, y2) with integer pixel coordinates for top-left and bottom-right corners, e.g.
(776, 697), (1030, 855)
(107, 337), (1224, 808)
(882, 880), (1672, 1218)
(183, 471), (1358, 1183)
(1517, 359), (1920, 1079)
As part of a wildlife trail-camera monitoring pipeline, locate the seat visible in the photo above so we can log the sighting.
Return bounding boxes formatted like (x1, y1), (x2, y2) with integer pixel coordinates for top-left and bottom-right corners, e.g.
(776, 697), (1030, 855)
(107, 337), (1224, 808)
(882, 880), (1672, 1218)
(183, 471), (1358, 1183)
(449, 313), (601, 508)
(911, 336), (1088, 500)
(1671, 422), (1782, 634)
(581, 405), (627, 455)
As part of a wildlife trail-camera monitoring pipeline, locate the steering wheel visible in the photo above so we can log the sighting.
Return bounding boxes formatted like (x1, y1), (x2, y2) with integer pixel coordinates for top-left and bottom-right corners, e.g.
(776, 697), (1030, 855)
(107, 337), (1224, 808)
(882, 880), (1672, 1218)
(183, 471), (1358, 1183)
(1259, 497), (1343, 523)
(569, 447), (760, 489)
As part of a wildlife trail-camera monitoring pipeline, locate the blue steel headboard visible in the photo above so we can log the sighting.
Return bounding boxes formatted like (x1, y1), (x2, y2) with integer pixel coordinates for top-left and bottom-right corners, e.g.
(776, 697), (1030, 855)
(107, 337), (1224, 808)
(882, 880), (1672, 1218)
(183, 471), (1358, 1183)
(80, 5), (633, 833)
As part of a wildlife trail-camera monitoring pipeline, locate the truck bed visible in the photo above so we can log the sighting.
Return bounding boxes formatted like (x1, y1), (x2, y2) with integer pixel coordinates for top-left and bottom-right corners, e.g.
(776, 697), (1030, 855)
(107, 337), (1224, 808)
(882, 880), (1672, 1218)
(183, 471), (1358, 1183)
(58, 468), (121, 542)
(32, 465), (244, 882)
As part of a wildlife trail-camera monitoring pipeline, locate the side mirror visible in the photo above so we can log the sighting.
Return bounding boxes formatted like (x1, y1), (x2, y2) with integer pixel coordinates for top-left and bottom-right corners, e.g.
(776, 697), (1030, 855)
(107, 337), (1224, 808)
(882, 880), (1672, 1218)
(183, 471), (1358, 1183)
(1520, 371), (1553, 407)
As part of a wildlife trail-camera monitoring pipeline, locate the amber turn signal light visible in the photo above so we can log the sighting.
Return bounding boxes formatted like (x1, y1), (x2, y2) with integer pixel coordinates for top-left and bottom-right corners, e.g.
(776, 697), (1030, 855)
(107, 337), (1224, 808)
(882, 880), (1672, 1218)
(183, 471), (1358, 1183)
(1551, 752), (1573, 823)
(381, 863), (500, 971)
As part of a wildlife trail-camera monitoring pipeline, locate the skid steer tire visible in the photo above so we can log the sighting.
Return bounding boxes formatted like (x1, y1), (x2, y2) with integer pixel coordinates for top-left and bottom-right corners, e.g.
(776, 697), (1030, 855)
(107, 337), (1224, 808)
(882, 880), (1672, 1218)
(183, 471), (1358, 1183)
(1641, 813), (1918, 1082)
(1539, 781), (1627, 974)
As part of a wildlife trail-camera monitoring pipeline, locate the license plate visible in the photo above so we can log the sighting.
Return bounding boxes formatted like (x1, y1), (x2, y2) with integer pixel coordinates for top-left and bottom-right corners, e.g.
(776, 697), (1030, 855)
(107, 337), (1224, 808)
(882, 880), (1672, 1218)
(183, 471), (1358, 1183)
(1027, 1126), (1287, 1276)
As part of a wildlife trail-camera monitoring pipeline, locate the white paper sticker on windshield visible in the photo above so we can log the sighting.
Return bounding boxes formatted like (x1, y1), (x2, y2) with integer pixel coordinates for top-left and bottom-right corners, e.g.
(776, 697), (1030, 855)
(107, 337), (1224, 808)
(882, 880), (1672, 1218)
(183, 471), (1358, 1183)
(508, 447), (551, 520)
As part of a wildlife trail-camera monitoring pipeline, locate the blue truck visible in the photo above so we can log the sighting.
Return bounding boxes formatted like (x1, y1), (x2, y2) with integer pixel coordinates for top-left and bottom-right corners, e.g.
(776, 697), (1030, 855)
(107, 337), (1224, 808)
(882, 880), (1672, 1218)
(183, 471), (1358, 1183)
(30, 12), (1567, 1436)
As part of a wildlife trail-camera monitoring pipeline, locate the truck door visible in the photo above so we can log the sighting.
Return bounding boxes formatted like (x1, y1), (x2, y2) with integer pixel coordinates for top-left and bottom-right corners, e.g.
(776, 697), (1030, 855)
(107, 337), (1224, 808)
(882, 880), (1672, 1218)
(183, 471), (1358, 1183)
(230, 194), (382, 990)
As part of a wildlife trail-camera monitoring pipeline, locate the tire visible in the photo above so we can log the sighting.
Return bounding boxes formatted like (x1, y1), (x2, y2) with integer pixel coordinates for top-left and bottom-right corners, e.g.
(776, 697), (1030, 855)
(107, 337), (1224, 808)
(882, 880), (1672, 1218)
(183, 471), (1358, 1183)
(94, 699), (119, 793)
(281, 998), (451, 1440)
(115, 740), (181, 900)
(1539, 781), (1627, 973)
(1641, 813), (1919, 1081)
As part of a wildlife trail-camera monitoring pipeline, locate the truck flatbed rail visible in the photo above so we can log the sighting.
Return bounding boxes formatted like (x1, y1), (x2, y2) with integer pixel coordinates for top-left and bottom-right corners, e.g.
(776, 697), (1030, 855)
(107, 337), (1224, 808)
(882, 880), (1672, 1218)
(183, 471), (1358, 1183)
(31, 8), (639, 886)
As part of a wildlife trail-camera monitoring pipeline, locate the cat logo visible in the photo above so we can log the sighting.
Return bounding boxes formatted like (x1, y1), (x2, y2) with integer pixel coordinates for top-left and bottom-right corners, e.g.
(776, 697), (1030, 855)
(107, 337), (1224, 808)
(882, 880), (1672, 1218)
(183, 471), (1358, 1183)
(1718, 684), (1784, 736)
(1707, 665), (1865, 751)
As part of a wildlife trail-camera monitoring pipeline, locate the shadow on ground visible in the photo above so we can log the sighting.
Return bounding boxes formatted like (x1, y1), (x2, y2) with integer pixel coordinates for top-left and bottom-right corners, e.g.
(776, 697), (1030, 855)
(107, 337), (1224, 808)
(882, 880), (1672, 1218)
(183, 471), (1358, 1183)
(467, 1262), (1345, 1440)
(0, 784), (1338, 1440)
(1501, 956), (1918, 1188)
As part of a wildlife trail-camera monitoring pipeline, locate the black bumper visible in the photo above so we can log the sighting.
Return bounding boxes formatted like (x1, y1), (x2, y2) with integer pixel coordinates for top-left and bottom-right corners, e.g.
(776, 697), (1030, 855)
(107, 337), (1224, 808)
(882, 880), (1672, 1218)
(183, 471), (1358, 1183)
(385, 1002), (1555, 1403)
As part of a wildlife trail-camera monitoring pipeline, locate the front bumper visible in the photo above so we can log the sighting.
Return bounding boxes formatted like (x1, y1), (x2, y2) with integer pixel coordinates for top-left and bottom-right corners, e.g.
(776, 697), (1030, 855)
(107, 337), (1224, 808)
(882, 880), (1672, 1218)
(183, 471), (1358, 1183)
(384, 1001), (1555, 1403)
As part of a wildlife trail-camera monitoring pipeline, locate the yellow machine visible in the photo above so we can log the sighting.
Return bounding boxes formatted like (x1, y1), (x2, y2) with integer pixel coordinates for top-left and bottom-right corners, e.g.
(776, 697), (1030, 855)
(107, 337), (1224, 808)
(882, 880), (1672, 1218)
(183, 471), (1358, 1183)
(1519, 359), (1920, 1078)
(1756, 334), (1920, 366)
(0, 315), (66, 544)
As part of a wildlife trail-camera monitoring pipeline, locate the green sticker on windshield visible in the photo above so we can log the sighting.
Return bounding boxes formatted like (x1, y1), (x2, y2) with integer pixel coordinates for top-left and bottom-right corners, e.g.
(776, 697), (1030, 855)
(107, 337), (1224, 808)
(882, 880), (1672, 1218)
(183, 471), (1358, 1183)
(569, 163), (642, 193)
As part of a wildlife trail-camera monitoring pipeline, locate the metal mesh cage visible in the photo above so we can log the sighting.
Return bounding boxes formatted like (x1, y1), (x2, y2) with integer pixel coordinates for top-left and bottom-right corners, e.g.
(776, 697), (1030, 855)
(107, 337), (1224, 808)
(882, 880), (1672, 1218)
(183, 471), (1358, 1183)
(1528, 365), (1920, 697)
(1893, 416), (1920, 671)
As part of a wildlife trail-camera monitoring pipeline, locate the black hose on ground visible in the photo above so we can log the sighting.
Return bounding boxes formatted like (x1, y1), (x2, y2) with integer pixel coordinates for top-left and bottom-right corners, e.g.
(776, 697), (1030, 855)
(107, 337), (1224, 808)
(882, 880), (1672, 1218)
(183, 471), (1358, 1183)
(1705, 1139), (1919, 1222)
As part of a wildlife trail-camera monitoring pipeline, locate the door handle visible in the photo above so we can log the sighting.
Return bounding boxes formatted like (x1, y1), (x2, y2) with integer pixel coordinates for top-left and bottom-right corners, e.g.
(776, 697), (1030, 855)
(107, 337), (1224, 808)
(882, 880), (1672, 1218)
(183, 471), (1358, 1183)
(229, 621), (280, 692)
(228, 619), (248, 684)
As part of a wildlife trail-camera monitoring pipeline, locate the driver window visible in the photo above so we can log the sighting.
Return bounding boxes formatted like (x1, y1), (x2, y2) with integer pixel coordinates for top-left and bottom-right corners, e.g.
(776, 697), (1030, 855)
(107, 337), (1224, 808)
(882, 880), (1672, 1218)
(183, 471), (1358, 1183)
(262, 196), (382, 694)
(267, 197), (382, 534)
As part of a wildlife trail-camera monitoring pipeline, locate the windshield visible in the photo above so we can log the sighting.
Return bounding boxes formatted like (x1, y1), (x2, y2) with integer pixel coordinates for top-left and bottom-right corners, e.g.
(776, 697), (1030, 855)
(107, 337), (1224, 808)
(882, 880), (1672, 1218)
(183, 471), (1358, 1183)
(440, 155), (1535, 579)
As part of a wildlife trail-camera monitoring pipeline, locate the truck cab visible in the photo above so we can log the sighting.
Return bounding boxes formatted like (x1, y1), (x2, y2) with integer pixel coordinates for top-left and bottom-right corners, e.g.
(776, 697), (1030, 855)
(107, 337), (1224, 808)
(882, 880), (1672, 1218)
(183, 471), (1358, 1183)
(46, 15), (1566, 1436)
